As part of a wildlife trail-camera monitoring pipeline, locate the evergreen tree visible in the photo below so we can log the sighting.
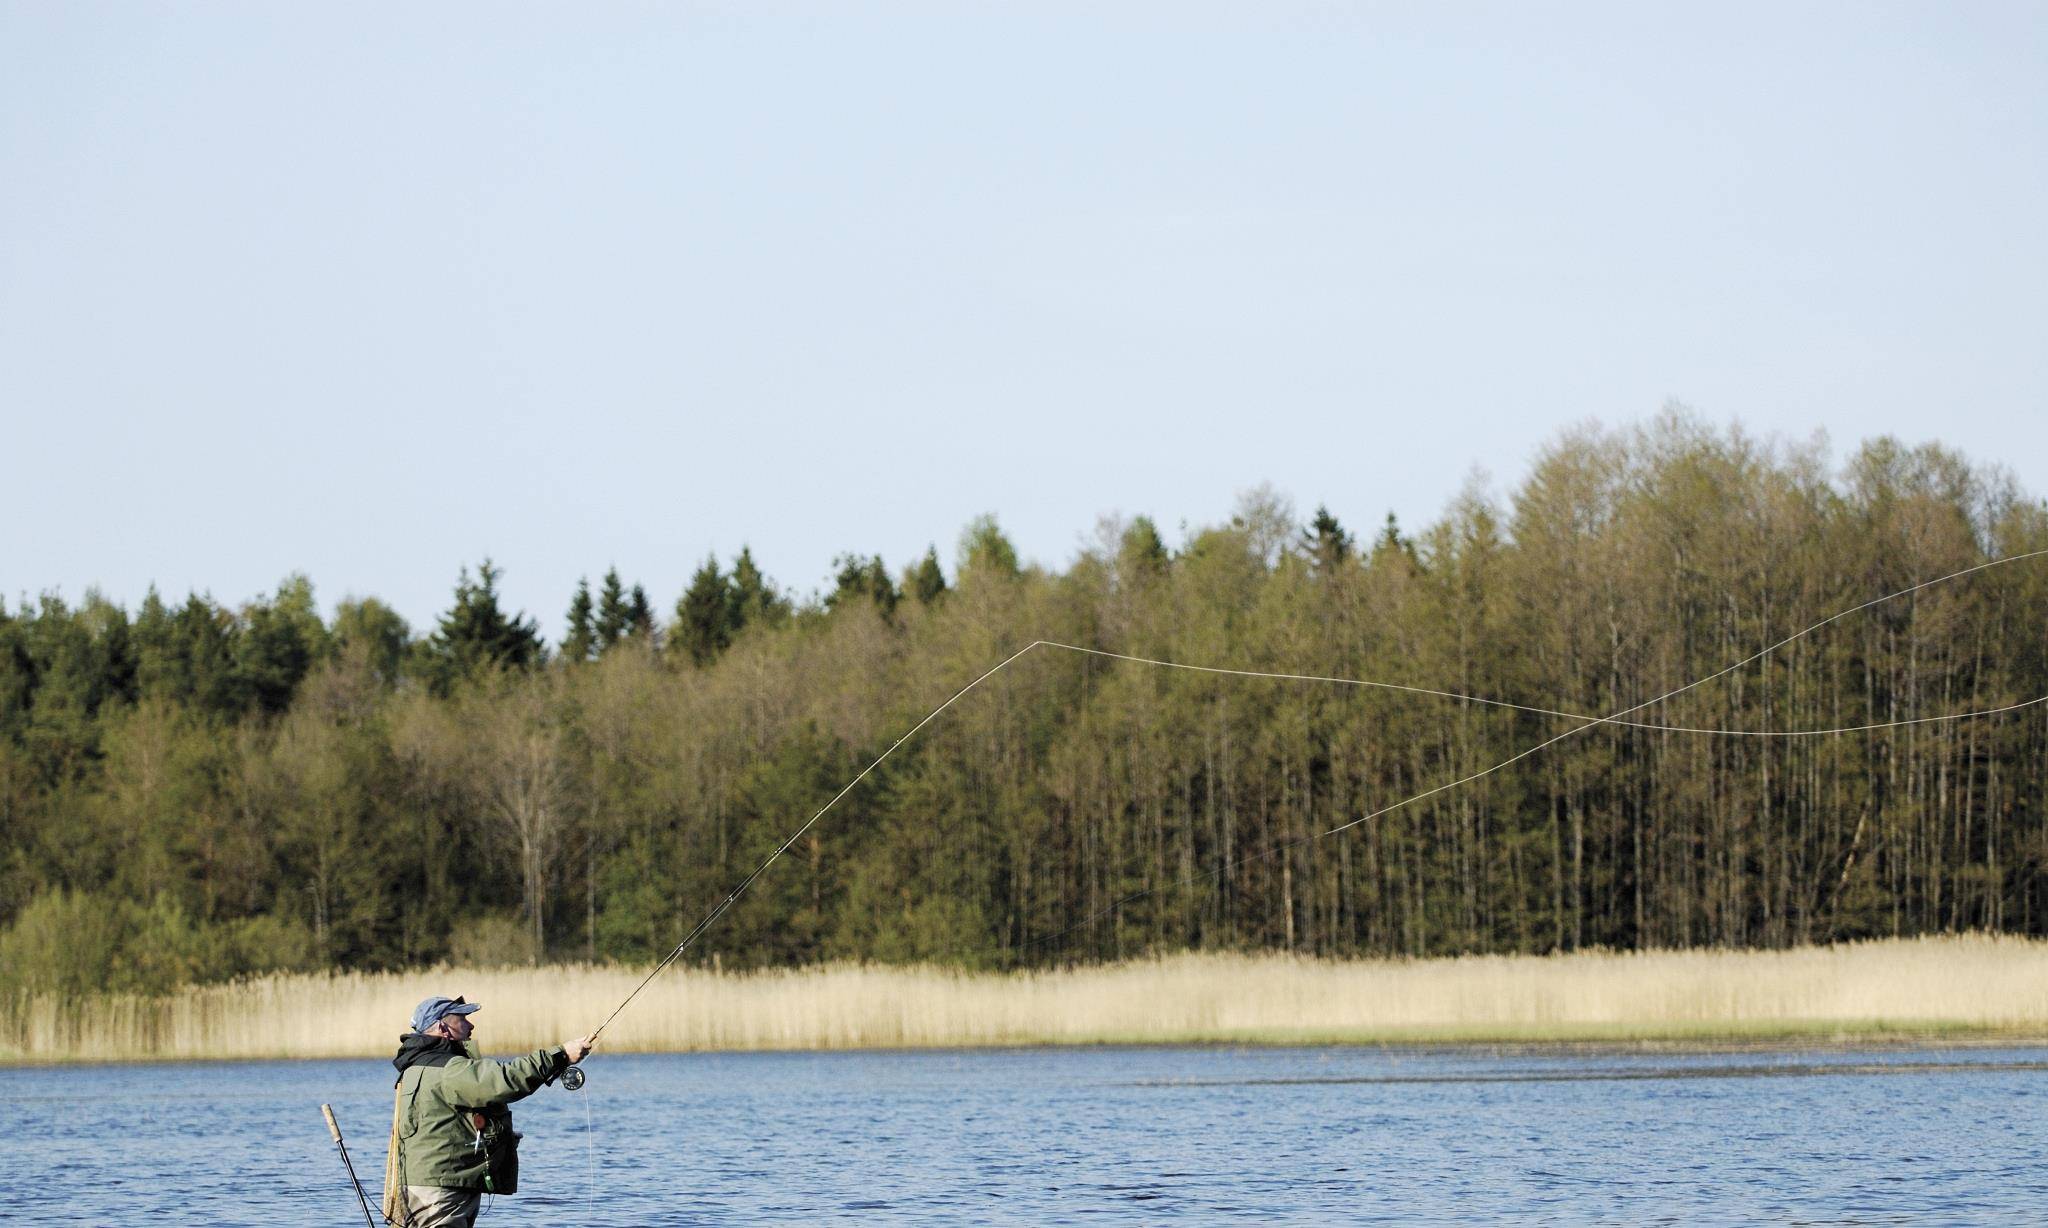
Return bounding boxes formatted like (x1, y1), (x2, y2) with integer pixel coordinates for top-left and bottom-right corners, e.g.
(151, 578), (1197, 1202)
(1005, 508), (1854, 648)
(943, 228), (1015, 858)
(1376, 511), (1403, 552)
(1371, 511), (1417, 569)
(423, 560), (544, 691)
(729, 547), (790, 633)
(136, 594), (242, 716)
(0, 601), (34, 743)
(236, 575), (325, 715)
(594, 568), (630, 651)
(562, 579), (596, 663)
(1117, 518), (1169, 576)
(14, 592), (135, 770)
(6, 416), (2048, 986)
(1302, 505), (1352, 573)
(908, 546), (948, 605)
(130, 589), (172, 697)
(77, 592), (138, 711)
(673, 556), (734, 667)
(626, 584), (655, 642)
(827, 554), (900, 616)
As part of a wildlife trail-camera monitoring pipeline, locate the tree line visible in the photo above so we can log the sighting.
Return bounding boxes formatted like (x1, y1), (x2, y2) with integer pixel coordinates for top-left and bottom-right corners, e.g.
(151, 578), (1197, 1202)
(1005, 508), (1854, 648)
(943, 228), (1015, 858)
(4, 412), (2046, 994)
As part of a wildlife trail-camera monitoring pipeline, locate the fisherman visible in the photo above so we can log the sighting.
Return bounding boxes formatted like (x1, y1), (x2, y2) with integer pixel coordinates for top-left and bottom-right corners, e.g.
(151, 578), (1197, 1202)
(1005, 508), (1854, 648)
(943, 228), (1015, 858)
(382, 994), (594, 1228)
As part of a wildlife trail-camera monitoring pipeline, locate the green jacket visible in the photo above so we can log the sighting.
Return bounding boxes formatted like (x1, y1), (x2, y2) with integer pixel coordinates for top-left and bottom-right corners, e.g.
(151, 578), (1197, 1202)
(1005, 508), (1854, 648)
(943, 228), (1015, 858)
(386, 1033), (568, 1194)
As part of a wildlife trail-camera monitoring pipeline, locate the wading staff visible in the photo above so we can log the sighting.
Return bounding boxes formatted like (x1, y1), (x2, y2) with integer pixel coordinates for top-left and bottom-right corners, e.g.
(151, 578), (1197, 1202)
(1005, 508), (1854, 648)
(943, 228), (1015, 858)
(320, 1103), (380, 1228)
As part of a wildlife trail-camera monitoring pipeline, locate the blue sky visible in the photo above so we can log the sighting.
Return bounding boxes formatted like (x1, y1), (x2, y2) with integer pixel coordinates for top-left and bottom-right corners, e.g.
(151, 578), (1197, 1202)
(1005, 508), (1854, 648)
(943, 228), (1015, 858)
(4, 2), (2044, 633)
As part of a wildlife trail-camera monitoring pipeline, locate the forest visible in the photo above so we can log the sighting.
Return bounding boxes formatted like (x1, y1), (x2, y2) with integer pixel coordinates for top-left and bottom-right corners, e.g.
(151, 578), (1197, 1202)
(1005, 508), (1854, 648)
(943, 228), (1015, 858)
(4, 414), (2046, 995)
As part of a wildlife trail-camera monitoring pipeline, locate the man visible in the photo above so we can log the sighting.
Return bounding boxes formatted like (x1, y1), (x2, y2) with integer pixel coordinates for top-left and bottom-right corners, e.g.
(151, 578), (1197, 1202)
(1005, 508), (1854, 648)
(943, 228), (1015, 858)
(381, 994), (594, 1228)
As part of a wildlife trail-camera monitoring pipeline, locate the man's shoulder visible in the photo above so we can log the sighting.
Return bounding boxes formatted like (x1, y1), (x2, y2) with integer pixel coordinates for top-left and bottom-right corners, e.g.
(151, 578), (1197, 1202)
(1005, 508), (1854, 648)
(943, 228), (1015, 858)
(401, 1051), (479, 1098)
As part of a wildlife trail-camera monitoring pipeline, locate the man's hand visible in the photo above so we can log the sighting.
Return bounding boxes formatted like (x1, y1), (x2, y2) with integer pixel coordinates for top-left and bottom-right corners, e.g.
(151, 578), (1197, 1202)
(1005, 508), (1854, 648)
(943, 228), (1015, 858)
(563, 1035), (594, 1064)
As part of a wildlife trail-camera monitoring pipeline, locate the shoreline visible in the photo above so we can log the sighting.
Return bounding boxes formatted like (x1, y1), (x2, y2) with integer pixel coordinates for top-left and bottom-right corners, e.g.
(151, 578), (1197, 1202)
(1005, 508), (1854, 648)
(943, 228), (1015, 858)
(12, 1028), (2048, 1067)
(8, 1027), (2048, 1068)
(9, 936), (2048, 1064)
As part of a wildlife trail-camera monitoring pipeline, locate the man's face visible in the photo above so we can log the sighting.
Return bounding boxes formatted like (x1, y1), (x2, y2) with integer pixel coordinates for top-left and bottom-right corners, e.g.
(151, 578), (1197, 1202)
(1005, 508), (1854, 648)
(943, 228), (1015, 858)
(436, 1012), (475, 1042)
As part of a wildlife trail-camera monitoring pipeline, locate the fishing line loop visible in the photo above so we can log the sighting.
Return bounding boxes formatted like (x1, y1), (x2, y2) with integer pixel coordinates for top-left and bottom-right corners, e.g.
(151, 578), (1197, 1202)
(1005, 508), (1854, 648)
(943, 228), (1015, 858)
(582, 546), (2048, 1023)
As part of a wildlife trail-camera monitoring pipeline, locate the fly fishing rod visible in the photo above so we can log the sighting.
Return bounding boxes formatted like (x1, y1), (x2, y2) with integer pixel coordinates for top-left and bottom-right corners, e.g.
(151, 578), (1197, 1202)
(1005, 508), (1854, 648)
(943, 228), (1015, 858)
(320, 1103), (379, 1228)
(562, 546), (2048, 1086)
(562, 642), (1044, 1087)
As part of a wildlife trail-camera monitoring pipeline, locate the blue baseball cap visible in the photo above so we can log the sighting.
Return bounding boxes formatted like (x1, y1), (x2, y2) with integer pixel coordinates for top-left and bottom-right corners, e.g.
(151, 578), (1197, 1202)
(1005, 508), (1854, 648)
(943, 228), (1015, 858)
(410, 995), (482, 1033)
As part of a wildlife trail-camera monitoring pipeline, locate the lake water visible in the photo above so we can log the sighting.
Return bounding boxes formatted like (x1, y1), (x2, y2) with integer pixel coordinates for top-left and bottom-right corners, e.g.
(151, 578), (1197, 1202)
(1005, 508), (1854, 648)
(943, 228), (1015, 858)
(4, 1044), (2046, 1225)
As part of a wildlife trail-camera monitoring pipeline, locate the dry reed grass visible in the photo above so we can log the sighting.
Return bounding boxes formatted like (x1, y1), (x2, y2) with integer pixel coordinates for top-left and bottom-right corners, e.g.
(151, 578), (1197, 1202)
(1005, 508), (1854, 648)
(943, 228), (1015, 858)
(7, 935), (2046, 1062)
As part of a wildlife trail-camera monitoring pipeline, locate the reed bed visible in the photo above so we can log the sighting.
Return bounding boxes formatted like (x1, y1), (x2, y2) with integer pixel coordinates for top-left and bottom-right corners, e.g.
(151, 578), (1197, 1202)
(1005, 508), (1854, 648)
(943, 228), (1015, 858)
(7, 935), (2048, 1062)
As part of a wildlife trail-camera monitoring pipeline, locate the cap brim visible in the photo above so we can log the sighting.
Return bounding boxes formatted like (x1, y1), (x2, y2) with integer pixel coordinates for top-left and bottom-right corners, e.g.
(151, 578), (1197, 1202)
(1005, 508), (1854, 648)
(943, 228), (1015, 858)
(447, 1002), (482, 1015)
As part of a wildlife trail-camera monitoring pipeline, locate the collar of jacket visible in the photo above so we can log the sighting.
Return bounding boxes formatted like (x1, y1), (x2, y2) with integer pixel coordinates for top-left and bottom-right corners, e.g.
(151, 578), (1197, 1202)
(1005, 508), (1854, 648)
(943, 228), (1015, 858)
(391, 1031), (468, 1076)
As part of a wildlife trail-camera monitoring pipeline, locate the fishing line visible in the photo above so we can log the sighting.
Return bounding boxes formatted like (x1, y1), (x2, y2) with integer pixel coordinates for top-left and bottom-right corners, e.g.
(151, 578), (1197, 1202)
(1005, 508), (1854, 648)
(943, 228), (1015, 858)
(1325, 542), (2048, 838)
(1039, 641), (2048, 737)
(1031, 545), (2048, 950)
(582, 546), (2048, 1032)
(585, 641), (1043, 1046)
(583, 1091), (596, 1224)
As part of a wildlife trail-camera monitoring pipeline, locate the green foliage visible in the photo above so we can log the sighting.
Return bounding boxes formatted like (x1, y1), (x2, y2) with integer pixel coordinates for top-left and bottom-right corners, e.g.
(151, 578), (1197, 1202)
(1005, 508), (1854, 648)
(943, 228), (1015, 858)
(447, 912), (540, 969)
(562, 579), (596, 663)
(331, 597), (411, 684)
(0, 605), (35, 743)
(0, 888), (129, 995)
(11, 593), (133, 775)
(673, 556), (733, 667)
(4, 418), (2048, 988)
(1370, 511), (1414, 568)
(626, 584), (655, 641)
(1117, 518), (1169, 576)
(907, 546), (948, 606)
(594, 568), (631, 651)
(237, 576), (327, 714)
(827, 554), (900, 617)
(136, 593), (243, 715)
(835, 755), (999, 967)
(958, 514), (1020, 580)
(0, 888), (315, 996)
(1302, 506), (1351, 576)
(421, 560), (544, 691)
(730, 547), (790, 632)
(711, 724), (857, 966)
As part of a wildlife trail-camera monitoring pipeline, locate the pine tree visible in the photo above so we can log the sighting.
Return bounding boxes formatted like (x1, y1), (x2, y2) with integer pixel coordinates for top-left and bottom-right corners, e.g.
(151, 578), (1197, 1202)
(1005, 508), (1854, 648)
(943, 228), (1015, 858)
(236, 575), (326, 714)
(0, 599), (34, 742)
(423, 560), (544, 690)
(594, 568), (630, 651)
(626, 584), (655, 642)
(562, 579), (596, 663)
(1118, 518), (1169, 575)
(140, 593), (242, 716)
(908, 546), (948, 605)
(673, 556), (734, 666)
(1371, 511), (1417, 569)
(827, 554), (900, 616)
(1302, 505), (1352, 574)
(730, 547), (789, 633)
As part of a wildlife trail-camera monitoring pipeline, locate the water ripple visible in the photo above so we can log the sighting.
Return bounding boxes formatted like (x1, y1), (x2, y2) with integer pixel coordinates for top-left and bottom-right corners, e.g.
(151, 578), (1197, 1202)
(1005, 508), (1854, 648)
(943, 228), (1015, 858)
(5, 1045), (2047, 1224)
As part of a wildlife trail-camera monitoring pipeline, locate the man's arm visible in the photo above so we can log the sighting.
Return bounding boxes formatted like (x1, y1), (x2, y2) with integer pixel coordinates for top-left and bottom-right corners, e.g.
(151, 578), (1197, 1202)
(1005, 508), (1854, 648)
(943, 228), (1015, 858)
(436, 1036), (594, 1109)
(437, 1047), (568, 1109)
